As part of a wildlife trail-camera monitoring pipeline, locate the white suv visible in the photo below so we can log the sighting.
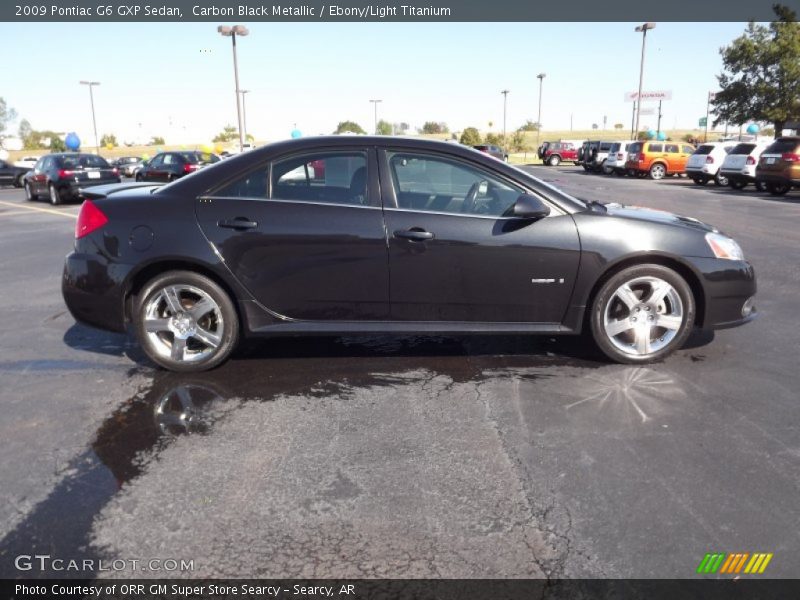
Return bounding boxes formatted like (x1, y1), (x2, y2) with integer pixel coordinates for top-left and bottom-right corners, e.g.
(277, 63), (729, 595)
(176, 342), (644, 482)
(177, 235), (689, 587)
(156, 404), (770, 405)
(719, 141), (771, 191)
(604, 141), (634, 176)
(686, 141), (737, 186)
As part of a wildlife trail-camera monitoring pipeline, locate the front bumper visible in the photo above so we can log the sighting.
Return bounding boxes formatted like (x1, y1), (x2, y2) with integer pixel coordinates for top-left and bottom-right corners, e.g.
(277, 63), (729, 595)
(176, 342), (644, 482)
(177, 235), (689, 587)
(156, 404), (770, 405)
(62, 251), (134, 333)
(685, 257), (757, 330)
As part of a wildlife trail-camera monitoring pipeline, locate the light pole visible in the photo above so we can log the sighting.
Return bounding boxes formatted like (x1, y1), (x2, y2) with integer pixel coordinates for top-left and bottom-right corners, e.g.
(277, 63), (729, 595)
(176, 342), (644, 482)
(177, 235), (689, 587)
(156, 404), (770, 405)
(240, 90), (250, 144)
(633, 22), (655, 140)
(79, 81), (100, 154)
(369, 99), (382, 134)
(501, 89), (509, 150)
(536, 73), (546, 150)
(218, 25), (249, 152)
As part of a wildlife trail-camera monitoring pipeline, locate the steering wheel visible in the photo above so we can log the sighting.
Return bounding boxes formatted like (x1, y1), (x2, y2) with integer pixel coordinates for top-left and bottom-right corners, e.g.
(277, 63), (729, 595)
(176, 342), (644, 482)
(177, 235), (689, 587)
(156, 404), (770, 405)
(462, 181), (482, 214)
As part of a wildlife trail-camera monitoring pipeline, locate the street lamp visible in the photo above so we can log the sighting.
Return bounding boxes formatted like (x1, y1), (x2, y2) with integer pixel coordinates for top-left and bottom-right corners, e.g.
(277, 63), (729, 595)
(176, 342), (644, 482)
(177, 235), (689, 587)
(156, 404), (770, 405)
(79, 81), (100, 154)
(369, 99), (382, 134)
(240, 89), (250, 144)
(218, 24), (249, 151)
(536, 73), (546, 150)
(633, 22), (655, 140)
(501, 90), (510, 150)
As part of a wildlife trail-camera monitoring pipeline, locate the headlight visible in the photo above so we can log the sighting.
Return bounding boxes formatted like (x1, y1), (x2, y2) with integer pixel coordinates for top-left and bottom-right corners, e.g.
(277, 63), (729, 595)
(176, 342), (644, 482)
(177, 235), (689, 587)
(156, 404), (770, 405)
(705, 232), (744, 260)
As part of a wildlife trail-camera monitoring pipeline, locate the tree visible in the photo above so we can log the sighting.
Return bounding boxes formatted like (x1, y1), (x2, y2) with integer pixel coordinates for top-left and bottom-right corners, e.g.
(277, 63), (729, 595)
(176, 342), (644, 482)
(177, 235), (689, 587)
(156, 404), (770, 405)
(100, 133), (117, 148)
(394, 122), (409, 134)
(212, 125), (238, 143)
(334, 121), (366, 134)
(712, 5), (800, 136)
(421, 121), (448, 134)
(459, 127), (482, 146)
(49, 136), (66, 152)
(509, 130), (529, 154)
(517, 120), (540, 132)
(376, 119), (393, 135)
(614, 123), (624, 130)
(149, 136), (165, 146)
(18, 119), (32, 141)
(0, 97), (17, 139)
(484, 132), (504, 146)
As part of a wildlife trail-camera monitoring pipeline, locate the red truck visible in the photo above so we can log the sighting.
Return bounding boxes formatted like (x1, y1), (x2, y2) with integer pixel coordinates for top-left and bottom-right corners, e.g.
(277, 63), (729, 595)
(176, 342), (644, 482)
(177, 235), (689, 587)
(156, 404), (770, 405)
(542, 141), (580, 166)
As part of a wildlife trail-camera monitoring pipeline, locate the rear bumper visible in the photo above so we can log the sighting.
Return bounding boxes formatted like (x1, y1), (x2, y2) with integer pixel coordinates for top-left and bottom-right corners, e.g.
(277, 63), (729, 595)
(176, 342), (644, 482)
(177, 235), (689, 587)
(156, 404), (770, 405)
(61, 178), (122, 199)
(685, 257), (757, 330)
(720, 169), (755, 182)
(62, 251), (133, 333)
(756, 172), (800, 186)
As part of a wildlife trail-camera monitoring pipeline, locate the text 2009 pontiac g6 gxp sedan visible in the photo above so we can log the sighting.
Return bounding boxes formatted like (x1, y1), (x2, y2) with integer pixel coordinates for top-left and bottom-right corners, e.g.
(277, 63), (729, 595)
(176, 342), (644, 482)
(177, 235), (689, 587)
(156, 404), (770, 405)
(62, 137), (756, 372)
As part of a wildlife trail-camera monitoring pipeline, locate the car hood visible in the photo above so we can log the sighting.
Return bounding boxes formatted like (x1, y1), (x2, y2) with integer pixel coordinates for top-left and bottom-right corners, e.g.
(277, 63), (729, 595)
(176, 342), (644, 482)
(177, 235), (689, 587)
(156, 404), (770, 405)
(603, 203), (719, 234)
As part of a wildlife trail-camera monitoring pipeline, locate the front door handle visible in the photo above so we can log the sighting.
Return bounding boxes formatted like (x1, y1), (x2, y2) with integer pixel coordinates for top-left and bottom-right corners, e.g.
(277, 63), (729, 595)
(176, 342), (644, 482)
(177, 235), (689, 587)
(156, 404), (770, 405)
(218, 217), (258, 230)
(394, 229), (434, 241)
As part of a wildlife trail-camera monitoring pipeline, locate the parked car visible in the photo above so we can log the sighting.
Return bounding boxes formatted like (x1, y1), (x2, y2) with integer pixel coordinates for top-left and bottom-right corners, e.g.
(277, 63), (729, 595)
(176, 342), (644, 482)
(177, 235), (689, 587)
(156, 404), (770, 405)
(755, 137), (800, 196)
(23, 153), (120, 205)
(61, 136), (756, 372)
(605, 141), (635, 176)
(0, 158), (31, 187)
(14, 156), (41, 169)
(136, 151), (221, 182)
(543, 142), (579, 166)
(583, 141), (615, 173)
(110, 156), (143, 173)
(120, 159), (145, 178)
(719, 141), (771, 191)
(472, 145), (508, 161)
(625, 141), (696, 180)
(685, 142), (737, 186)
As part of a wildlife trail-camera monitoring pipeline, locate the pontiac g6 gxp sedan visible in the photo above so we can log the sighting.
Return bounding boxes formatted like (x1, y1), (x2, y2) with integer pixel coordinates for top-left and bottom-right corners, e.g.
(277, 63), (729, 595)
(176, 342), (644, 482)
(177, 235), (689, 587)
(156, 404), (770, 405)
(62, 137), (756, 372)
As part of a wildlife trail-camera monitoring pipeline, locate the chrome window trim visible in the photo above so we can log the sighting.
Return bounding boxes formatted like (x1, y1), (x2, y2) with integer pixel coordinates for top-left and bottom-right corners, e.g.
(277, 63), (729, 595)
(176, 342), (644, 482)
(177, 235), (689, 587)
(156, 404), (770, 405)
(383, 206), (562, 220)
(198, 195), (384, 210)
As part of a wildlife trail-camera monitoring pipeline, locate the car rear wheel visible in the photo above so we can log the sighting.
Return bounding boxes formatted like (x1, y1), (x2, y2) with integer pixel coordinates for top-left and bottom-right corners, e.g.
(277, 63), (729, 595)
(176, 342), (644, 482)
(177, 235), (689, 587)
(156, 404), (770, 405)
(755, 181), (765, 192)
(692, 177), (708, 186)
(590, 265), (695, 364)
(714, 173), (728, 187)
(24, 182), (37, 201)
(601, 161), (613, 175)
(766, 182), (791, 196)
(14, 174), (25, 188)
(135, 174), (143, 182)
(134, 271), (239, 372)
(548, 155), (561, 166)
(49, 184), (62, 206)
(729, 179), (746, 190)
(649, 163), (666, 180)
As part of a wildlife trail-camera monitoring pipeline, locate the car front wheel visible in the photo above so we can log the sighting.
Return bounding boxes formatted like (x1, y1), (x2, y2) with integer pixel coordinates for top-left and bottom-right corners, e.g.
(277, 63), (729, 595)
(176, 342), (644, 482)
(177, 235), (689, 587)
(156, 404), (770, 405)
(134, 271), (239, 372)
(590, 264), (695, 364)
(548, 155), (561, 166)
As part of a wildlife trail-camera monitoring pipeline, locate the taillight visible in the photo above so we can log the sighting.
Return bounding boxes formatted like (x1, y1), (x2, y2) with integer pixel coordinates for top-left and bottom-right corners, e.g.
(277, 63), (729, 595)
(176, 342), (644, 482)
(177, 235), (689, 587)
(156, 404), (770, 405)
(617, 153), (624, 159)
(638, 153), (645, 162)
(75, 200), (108, 239)
(782, 153), (800, 162)
(746, 156), (756, 165)
(706, 156), (714, 164)
(183, 163), (198, 174)
(58, 169), (75, 179)
(112, 167), (119, 175)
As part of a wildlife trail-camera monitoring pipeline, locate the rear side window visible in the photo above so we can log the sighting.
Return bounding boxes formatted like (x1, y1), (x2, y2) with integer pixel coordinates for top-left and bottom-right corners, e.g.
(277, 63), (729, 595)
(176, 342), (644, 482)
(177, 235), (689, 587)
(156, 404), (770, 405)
(730, 144), (756, 155)
(665, 144), (679, 153)
(763, 139), (800, 154)
(694, 145), (714, 155)
(272, 151), (368, 206)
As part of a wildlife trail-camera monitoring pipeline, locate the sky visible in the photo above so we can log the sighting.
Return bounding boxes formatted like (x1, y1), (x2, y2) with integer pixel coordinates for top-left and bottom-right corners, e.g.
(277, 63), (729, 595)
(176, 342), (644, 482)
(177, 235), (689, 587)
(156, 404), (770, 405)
(0, 21), (754, 147)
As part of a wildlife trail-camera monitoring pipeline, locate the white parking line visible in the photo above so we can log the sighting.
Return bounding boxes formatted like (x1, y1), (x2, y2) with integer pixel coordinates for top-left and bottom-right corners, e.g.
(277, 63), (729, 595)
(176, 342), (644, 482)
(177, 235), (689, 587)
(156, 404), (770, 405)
(0, 200), (77, 219)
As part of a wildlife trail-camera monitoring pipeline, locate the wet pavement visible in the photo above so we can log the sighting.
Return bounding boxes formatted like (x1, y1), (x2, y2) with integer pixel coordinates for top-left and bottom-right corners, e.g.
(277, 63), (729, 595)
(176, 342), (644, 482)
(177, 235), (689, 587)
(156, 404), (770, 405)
(0, 174), (798, 579)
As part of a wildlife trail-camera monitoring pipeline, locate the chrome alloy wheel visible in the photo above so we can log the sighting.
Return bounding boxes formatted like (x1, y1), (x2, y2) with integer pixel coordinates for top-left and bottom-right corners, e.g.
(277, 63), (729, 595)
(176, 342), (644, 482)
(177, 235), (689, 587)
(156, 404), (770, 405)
(602, 276), (684, 357)
(143, 284), (224, 363)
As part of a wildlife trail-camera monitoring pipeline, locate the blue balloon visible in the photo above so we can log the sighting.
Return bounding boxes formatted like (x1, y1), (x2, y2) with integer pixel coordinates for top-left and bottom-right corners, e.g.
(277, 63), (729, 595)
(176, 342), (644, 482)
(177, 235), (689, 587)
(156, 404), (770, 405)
(65, 132), (80, 151)
(657, 131), (667, 141)
(646, 129), (656, 140)
(291, 129), (302, 139)
(746, 123), (760, 134)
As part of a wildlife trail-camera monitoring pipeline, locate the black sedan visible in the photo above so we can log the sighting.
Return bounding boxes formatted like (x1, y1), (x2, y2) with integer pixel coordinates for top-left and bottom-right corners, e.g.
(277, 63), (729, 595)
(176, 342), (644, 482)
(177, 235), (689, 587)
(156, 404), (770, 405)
(24, 153), (120, 205)
(136, 151), (220, 183)
(62, 137), (756, 372)
(0, 158), (30, 188)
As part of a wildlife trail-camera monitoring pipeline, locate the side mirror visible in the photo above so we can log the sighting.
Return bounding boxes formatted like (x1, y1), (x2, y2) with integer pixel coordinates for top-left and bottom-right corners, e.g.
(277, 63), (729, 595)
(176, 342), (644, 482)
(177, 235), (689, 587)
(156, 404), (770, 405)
(512, 194), (550, 219)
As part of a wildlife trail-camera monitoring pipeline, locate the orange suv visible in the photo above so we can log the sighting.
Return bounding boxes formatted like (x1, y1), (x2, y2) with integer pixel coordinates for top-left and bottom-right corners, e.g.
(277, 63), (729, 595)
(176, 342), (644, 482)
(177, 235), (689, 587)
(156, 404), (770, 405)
(755, 137), (800, 195)
(625, 141), (696, 180)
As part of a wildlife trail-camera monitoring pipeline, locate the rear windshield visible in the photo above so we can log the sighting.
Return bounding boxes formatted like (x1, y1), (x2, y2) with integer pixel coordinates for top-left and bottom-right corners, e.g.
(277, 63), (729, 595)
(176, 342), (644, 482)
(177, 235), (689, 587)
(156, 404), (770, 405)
(628, 143), (642, 153)
(694, 145), (714, 155)
(182, 152), (220, 164)
(58, 155), (110, 169)
(609, 143), (621, 152)
(599, 142), (613, 151)
(729, 143), (756, 155)
(764, 138), (800, 154)
(473, 145), (488, 151)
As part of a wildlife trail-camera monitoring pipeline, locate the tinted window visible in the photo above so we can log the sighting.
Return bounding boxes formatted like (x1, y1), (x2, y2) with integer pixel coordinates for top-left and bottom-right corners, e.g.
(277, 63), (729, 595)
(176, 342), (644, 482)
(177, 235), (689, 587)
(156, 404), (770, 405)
(388, 152), (524, 217)
(629, 143), (642, 153)
(682, 145), (695, 154)
(59, 155), (110, 169)
(183, 152), (220, 165)
(665, 144), (679, 153)
(163, 154), (177, 165)
(764, 138), (800, 154)
(609, 143), (621, 152)
(694, 145), (714, 155)
(271, 151), (368, 206)
(599, 142), (612, 151)
(647, 144), (663, 153)
(730, 144), (756, 155)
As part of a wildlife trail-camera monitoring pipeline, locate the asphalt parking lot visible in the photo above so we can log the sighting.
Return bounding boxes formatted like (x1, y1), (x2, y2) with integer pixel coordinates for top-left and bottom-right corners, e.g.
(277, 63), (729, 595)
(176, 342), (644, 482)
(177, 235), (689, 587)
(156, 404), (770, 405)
(0, 169), (798, 580)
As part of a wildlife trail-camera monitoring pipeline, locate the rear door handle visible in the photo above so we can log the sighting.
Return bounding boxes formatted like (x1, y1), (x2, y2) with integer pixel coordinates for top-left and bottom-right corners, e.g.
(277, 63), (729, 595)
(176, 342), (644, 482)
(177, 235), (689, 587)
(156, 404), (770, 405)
(394, 229), (434, 241)
(218, 217), (258, 230)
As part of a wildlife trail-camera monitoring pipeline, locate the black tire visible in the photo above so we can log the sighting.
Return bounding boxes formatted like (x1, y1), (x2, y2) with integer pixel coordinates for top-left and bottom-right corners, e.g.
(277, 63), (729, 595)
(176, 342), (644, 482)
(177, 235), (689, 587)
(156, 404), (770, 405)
(714, 172), (728, 187)
(48, 183), (62, 206)
(729, 179), (746, 190)
(766, 182), (791, 196)
(134, 270), (239, 372)
(589, 264), (695, 364)
(755, 181), (765, 192)
(135, 173), (143, 182)
(548, 155), (561, 166)
(614, 169), (625, 177)
(14, 174), (25, 188)
(692, 177), (708, 186)
(24, 181), (37, 201)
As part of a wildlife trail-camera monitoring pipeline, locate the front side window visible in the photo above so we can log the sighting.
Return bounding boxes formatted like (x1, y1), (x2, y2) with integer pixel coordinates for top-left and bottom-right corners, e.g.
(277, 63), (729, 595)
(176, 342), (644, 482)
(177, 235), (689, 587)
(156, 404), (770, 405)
(388, 152), (524, 217)
(665, 144), (679, 153)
